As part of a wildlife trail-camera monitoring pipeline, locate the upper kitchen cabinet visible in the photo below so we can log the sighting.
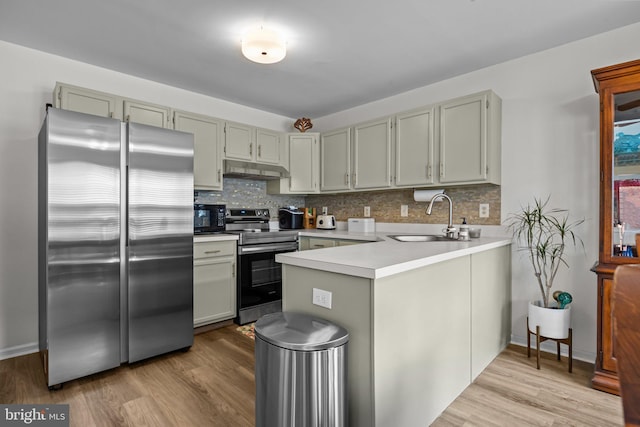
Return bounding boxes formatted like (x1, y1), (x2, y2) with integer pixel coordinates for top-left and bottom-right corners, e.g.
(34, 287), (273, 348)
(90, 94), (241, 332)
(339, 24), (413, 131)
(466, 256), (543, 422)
(395, 107), (435, 187)
(54, 83), (121, 119)
(256, 128), (281, 165)
(320, 127), (351, 191)
(353, 117), (393, 189)
(124, 100), (171, 128)
(591, 59), (640, 396)
(438, 91), (501, 185)
(224, 121), (254, 161)
(54, 82), (172, 128)
(268, 133), (319, 194)
(174, 111), (223, 191)
(288, 133), (319, 193)
(224, 122), (282, 165)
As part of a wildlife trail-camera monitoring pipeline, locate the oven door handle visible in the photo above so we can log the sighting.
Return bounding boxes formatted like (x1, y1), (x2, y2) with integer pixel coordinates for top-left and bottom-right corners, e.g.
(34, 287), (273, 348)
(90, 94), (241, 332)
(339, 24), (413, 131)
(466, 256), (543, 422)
(238, 242), (298, 255)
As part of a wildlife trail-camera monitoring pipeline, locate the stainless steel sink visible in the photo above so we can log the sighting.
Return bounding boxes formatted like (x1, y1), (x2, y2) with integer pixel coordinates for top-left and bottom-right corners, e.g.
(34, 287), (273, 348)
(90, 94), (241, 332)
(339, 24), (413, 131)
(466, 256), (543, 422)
(388, 234), (457, 242)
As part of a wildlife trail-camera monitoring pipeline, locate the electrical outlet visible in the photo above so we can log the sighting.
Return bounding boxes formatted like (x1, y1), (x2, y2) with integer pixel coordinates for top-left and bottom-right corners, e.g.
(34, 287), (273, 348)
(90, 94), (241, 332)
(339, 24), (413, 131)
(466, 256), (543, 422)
(312, 288), (332, 309)
(401, 205), (409, 217)
(479, 203), (490, 218)
(364, 206), (371, 217)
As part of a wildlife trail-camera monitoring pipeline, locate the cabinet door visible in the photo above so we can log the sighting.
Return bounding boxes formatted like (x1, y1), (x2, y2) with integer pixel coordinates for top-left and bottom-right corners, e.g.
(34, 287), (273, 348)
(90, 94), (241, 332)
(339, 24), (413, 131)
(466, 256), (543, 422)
(288, 134), (318, 193)
(256, 128), (281, 164)
(193, 257), (236, 326)
(57, 85), (120, 119)
(321, 128), (351, 191)
(353, 118), (392, 189)
(439, 93), (487, 183)
(602, 278), (618, 372)
(174, 111), (223, 191)
(395, 108), (434, 186)
(225, 122), (254, 161)
(124, 100), (171, 128)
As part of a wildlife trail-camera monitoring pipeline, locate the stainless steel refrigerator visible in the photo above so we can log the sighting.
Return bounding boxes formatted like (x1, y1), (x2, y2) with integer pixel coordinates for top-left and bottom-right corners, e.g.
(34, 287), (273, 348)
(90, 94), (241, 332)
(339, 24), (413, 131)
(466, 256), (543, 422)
(38, 108), (194, 388)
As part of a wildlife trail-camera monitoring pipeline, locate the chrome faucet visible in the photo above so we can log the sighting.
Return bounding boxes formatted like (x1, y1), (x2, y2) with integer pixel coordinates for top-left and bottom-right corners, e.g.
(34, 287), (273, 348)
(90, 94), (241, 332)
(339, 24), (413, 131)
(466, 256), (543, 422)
(426, 193), (456, 239)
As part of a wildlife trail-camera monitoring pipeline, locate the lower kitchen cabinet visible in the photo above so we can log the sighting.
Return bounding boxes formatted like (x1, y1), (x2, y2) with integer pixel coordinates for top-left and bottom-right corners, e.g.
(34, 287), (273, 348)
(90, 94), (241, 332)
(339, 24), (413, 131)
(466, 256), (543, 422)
(282, 244), (511, 426)
(299, 236), (366, 250)
(193, 240), (237, 327)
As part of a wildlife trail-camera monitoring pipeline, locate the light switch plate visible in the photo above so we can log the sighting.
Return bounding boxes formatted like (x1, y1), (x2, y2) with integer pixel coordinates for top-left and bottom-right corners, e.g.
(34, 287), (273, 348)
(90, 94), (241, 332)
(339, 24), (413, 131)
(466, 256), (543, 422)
(479, 203), (490, 218)
(401, 205), (409, 217)
(312, 288), (332, 309)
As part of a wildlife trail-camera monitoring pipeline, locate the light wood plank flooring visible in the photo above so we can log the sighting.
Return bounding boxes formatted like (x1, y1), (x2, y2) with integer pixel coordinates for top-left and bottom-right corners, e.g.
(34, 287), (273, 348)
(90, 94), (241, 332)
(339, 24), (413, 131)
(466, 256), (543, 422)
(432, 346), (623, 426)
(0, 324), (256, 426)
(0, 325), (624, 426)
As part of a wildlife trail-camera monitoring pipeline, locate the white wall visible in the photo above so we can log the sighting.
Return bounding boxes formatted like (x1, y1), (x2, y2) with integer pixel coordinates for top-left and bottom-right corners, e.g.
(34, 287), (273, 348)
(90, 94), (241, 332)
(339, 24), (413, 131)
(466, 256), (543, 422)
(314, 22), (640, 362)
(2, 22), (640, 361)
(0, 40), (293, 359)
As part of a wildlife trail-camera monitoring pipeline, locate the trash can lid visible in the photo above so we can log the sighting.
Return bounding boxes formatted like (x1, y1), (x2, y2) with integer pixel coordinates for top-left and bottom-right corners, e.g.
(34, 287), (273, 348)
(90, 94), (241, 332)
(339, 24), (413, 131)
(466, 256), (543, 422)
(254, 312), (349, 351)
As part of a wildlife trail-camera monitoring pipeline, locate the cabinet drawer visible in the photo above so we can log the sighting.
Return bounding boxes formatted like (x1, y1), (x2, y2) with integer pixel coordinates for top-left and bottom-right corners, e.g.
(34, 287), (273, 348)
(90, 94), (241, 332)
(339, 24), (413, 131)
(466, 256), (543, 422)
(307, 238), (337, 250)
(194, 240), (236, 259)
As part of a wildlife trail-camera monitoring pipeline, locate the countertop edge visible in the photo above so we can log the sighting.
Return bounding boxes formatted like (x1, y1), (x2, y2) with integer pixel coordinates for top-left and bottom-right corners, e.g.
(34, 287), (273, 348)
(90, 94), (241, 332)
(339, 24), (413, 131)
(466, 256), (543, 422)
(277, 235), (511, 279)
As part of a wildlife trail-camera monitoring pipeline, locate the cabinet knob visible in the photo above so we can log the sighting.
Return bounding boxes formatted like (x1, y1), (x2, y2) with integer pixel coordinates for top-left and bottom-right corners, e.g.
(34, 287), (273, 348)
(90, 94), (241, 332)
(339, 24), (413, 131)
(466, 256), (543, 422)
(249, 143), (253, 156)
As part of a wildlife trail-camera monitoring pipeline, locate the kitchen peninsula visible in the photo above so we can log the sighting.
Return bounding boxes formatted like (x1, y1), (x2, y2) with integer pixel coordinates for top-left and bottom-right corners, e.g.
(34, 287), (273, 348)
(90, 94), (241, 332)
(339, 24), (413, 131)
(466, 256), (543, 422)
(276, 232), (512, 426)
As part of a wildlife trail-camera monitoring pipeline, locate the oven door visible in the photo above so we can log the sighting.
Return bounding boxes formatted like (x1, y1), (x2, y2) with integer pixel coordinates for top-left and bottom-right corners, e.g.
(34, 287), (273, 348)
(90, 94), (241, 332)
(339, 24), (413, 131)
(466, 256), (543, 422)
(237, 242), (298, 312)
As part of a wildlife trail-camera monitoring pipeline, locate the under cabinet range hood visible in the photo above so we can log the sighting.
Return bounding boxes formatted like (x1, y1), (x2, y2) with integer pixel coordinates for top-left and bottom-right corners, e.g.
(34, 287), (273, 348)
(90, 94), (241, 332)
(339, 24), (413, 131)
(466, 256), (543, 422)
(223, 159), (289, 180)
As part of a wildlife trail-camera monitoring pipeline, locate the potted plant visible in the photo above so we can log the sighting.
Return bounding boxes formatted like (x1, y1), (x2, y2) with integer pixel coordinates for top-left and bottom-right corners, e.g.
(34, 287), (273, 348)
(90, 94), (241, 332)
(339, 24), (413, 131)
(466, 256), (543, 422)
(507, 196), (584, 339)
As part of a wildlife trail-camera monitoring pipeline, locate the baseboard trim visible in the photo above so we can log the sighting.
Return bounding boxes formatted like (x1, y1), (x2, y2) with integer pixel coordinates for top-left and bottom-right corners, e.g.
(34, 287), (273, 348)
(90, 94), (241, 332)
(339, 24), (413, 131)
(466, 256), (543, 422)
(0, 342), (38, 361)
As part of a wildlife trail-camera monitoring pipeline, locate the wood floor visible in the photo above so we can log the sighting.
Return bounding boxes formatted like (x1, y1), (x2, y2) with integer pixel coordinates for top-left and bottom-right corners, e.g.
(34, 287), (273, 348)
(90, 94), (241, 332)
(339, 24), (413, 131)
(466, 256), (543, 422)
(433, 346), (623, 426)
(0, 324), (256, 426)
(0, 325), (624, 426)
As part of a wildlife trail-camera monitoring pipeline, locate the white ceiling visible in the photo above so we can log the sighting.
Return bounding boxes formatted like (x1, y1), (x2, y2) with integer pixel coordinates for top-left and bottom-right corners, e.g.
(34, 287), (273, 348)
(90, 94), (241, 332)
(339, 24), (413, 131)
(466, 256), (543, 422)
(2, 0), (640, 119)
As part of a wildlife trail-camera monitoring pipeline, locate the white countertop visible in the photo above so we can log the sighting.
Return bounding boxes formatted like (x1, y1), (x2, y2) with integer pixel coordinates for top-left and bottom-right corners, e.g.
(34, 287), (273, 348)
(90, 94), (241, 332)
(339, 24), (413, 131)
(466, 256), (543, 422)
(277, 230), (511, 279)
(193, 233), (238, 243)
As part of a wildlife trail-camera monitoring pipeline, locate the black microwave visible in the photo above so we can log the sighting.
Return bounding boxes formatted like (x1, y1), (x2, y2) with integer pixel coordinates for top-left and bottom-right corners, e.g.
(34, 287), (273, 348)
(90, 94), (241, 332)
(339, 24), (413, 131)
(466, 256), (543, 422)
(194, 204), (226, 234)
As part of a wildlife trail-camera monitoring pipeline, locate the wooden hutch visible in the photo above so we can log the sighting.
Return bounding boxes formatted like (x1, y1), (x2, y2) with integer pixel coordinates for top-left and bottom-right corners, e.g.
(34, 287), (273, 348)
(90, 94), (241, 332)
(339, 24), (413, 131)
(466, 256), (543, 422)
(591, 59), (640, 395)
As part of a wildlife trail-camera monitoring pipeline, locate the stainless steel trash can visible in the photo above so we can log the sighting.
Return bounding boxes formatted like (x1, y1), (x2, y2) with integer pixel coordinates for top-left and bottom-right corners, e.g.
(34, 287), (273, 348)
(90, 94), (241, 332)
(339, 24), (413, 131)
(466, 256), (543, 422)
(255, 312), (349, 427)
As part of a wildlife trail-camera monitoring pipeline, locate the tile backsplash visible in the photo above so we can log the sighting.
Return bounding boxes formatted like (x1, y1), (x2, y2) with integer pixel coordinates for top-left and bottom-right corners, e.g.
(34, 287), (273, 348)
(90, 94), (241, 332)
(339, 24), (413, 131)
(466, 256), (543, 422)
(196, 179), (501, 226)
(195, 178), (305, 219)
(306, 184), (501, 226)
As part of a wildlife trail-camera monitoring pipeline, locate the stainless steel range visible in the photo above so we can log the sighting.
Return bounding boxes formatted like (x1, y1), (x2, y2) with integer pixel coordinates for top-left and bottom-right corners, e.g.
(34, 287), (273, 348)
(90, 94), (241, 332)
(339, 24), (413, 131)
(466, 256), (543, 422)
(226, 208), (299, 325)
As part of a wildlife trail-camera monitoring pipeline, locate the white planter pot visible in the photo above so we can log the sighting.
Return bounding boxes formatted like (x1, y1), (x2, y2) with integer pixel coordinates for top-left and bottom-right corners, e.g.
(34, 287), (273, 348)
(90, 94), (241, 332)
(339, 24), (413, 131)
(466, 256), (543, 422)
(528, 300), (571, 339)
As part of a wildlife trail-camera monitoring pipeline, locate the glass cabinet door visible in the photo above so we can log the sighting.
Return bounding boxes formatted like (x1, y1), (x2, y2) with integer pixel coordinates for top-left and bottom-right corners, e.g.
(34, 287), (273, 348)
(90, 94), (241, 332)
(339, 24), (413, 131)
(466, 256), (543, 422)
(612, 89), (640, 258)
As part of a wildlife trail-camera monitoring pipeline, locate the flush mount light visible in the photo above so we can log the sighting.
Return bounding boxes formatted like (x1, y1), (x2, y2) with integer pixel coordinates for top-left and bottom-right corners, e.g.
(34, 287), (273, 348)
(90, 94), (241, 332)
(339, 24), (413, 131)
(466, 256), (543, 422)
(241, 26), (286, 64)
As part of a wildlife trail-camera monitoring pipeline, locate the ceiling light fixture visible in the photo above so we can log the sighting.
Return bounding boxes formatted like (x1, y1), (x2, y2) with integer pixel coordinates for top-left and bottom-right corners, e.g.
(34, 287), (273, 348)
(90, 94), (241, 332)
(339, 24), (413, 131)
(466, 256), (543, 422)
(241, 26), (286, 64)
